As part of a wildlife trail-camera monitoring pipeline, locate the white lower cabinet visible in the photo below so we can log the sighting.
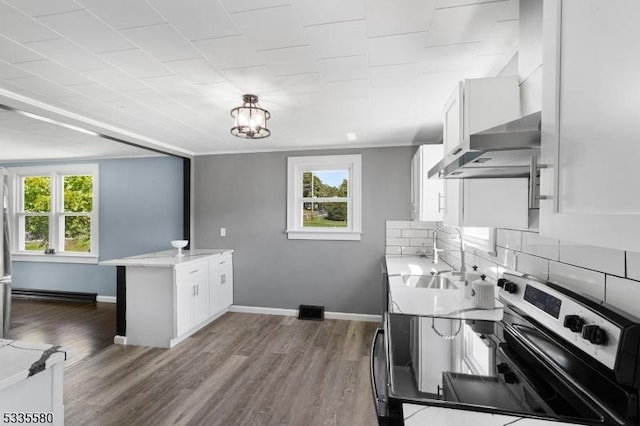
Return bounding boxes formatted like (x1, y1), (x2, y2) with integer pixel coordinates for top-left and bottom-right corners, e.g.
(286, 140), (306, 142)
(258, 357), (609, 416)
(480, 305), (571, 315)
(125, 251), (233, 348)
(209, 252), (234, 316)
(175, 260), (210, 337)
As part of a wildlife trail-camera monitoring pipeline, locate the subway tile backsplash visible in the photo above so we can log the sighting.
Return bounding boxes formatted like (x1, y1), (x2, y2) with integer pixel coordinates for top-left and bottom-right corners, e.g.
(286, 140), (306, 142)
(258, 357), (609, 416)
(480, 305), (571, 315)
(387, 219), (640, 319)
(385, 220), (437, 257)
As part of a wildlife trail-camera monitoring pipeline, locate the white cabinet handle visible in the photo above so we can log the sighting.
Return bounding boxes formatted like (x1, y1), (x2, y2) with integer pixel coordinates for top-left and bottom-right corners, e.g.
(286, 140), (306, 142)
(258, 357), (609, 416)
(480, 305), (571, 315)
(219, 261), (226, 265)
(221, 274), (226, 285)
(438, 192), (444, 212)
(189, 269), (199, 274)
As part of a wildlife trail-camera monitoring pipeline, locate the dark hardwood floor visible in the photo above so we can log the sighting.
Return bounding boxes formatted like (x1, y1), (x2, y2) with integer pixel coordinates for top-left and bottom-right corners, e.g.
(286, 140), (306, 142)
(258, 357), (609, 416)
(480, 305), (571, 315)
(8, 298), (116, 367)
(65, 312), (379, 426)
(9, 300), (379, 425)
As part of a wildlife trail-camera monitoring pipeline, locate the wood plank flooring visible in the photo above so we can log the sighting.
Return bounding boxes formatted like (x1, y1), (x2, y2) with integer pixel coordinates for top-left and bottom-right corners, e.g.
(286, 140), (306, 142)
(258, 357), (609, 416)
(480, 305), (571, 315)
(64, 312), (379, 426)
(8, 298), (116, 367)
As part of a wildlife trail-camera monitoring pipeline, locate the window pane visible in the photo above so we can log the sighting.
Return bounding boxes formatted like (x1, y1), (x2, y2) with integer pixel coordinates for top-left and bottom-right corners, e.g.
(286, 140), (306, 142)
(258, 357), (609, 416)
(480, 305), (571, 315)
(64, 175), (93, 212)
(23, 176), (50, 212)
(302, 170), (348, 198)
(25, 216), (49, 251)
(302, 202), (348, 228)
(64, 216), (91, 252)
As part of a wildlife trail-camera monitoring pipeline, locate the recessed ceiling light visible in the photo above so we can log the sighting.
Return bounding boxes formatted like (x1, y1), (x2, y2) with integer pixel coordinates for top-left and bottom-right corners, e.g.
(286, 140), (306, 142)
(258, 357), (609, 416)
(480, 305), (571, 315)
(346, 132), (357, 142)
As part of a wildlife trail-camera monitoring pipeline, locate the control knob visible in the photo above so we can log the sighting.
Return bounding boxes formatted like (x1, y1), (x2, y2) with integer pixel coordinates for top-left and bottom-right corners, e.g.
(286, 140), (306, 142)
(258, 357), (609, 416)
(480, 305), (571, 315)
(496, 363), (509, 374)
(497, 278), (507, 288)
(503, 372), (518, 384)
(581, 325), (608, 345)
(563, 315), (585, 333)
(503, 281), (518, 294)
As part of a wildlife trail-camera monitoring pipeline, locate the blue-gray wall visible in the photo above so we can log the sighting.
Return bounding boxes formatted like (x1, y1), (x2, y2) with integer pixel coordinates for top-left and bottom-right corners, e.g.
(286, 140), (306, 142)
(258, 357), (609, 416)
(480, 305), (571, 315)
(194, 146), (413, 315)
(7, 156), (183, 296)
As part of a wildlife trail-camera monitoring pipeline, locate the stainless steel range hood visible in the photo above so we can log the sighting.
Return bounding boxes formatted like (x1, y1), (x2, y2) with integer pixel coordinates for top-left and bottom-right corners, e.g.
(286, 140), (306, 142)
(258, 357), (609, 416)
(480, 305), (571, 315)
(428, 111), (541, 179)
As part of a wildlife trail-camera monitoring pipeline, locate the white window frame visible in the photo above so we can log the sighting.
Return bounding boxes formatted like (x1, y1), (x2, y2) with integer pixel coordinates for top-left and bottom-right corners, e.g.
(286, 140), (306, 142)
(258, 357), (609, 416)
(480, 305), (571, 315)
(462, 227), (497, 256)
(9, 164), (99, 264)
(286, 154), (362, 241)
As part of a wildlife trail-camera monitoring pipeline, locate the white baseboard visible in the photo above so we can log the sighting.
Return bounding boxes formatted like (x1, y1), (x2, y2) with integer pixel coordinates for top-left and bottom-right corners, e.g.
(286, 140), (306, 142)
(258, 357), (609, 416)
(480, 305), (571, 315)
(113, 335), (126, 345)
(228, 305), (381, 323)
(97, 295), (117, 303)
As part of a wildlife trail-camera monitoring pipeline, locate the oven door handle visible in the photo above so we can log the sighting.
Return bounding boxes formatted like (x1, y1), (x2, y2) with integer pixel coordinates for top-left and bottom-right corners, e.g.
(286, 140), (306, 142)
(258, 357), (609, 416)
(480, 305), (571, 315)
(370, 327), (387, 420)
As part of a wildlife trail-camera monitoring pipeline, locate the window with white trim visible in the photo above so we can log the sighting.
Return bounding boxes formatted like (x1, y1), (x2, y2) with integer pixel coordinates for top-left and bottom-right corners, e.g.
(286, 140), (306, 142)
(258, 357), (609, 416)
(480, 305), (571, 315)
(287, 155), (362, 240)
(10, 164), (99, 263)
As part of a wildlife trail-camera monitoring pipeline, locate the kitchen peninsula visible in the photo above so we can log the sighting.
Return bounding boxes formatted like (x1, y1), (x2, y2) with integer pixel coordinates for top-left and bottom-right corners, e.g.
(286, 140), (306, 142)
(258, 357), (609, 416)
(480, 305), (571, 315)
(101, 249), (233, 348)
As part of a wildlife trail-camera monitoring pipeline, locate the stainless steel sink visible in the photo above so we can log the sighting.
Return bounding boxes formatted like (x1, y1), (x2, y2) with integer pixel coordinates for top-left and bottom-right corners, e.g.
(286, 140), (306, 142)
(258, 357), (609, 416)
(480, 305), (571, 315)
(402, 274), (459, 290)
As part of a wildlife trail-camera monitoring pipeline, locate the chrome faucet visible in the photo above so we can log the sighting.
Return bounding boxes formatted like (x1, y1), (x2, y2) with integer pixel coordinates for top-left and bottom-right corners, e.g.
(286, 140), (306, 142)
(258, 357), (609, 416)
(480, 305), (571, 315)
(432, 224), (466, 277)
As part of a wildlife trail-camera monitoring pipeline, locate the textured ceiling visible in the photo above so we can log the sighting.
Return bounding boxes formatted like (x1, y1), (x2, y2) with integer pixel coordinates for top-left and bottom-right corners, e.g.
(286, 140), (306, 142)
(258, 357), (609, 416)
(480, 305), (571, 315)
(0, 0), (519, 160)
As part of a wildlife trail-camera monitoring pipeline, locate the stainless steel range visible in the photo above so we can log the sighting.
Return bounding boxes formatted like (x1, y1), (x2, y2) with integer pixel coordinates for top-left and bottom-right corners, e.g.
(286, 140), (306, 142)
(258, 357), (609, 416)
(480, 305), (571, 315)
(372, 272), (640, 425)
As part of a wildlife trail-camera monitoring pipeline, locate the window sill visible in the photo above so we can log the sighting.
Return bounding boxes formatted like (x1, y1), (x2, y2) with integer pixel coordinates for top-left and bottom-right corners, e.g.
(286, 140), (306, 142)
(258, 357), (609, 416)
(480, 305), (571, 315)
(12, 253), (99, 264)
(286, 230), (361, 241)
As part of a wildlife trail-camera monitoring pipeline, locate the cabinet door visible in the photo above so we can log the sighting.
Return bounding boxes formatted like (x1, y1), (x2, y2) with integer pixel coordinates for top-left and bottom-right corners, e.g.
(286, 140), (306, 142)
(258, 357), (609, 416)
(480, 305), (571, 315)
(410, 152), (419, 220)
(417, 145), (444, 222)
(540, 0), (640, 251)
(443, 82), (463, 157)
(442, 179), (462, 226)
(219, 255), (233, 308)
(192, 268), (210, 325)
(175, 277), (193, 336)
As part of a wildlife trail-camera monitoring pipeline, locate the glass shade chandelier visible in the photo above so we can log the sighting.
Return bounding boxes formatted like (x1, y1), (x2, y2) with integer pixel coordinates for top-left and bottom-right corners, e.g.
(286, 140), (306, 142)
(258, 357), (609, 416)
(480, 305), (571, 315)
(230, 94), (271, 139)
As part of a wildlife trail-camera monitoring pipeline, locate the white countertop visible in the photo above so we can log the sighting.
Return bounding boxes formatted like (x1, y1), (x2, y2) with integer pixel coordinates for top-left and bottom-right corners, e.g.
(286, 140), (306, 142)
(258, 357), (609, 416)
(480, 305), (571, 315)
(0, 339), (67, 391)
(386, 255), (504, 321)
(385, 255), (450, 276)
(100, 248), (233, 267)
(403, 404), (570, 425)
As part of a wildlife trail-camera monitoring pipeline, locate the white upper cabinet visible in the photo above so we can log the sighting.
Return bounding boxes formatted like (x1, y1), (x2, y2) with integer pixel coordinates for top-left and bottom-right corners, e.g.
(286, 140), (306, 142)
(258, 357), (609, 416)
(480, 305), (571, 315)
(411, 145), (444, 222)
(443, 178), (529, 229)
(443, 77), (521, 159)
(539, 0), (640, 251)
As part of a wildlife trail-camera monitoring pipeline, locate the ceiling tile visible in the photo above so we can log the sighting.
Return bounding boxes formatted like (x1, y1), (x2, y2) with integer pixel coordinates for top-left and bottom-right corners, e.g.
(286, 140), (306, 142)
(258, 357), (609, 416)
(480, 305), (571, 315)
(317, 55), (368, 81)
(7, 75), (79, 99)
(82, 67), (149, 91)
(365, 0), (437, 37)
(368, 32), (427, 67)
(427, 2), (509, 46)
(194, 36), (263, 70)
(419, 43), (482, 73)
(260, 46), (317, 76)
(0, 61), (33, 79)
(0, 35), (44, 63)
(147, 0), (240, 41)
(231, 6), (305, 50)
(37, 10), (134, 53)
(221, 65), (275, 94)
(499, 0), (519, 21)
(25, 38), (112, 71)
(121, 23), (201, 62)
(5, 0), (82, 17)
(163, 58), (225, 84)
(13, 59), (93, 86)
(55, 95), (115, 113)
(415, 70), (464, 105)
(139, 75), (200, 97)
(303, 20), (366, 59)
(369, 63), (420, 87)
(479, 19), (518, 55)
(0, 3), (59, 43)
(219, 0), (291, 13)
(77, 0), (166, 30)
(326, 79), (369, 99)
(65, 82), (129, 102)
(273, 73), (326, 94)
(292, 0), (365, 26)
(436, 0), (503, 7)
(99, 48), (171, 78)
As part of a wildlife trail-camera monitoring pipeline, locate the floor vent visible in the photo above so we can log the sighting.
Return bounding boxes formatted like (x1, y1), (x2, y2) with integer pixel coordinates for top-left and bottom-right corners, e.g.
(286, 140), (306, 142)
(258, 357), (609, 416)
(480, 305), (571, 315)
(298, 304), (324, 321)
(12, 288), (97, 303)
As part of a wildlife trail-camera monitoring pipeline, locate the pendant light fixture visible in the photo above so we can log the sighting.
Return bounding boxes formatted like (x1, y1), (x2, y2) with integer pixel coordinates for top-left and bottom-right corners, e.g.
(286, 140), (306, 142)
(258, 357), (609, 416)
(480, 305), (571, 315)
(230, 94), (271, 139)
